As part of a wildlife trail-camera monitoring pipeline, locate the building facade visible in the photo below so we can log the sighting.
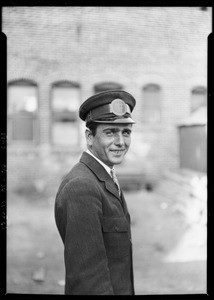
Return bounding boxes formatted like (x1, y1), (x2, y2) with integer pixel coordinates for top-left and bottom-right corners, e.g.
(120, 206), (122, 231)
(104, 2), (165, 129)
(3, 6), (211, 192)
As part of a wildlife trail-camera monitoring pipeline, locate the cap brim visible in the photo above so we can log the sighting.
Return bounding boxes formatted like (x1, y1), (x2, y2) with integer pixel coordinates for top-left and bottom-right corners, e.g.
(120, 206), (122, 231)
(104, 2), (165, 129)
(88, 117), (135, 124)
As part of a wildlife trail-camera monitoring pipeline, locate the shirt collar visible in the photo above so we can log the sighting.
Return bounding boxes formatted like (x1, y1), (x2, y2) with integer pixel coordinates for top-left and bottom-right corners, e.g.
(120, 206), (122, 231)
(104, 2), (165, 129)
(86, 149), (112, 176)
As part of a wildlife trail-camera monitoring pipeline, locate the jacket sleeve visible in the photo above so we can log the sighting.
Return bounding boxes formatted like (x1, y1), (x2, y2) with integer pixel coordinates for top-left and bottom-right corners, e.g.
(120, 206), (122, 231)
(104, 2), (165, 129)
(55, 177), (114, 295)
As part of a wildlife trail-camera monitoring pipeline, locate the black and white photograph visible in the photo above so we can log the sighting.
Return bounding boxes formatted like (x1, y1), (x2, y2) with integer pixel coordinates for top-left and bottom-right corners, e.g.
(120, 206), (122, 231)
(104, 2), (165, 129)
(2, 5), (211, 295)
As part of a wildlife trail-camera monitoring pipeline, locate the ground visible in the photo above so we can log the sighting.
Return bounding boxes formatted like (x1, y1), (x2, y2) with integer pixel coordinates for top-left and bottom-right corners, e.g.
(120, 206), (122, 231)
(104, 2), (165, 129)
(6, 182), (207, 295)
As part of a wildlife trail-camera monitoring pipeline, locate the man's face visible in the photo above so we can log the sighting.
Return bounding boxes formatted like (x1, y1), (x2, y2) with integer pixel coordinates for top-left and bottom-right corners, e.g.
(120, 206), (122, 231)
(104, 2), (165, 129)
(86, 123), (132, 167)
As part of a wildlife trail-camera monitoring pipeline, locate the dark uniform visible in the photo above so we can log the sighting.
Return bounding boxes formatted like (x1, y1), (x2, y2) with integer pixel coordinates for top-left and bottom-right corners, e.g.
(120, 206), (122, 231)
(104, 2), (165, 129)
(55, 90), (136, 295)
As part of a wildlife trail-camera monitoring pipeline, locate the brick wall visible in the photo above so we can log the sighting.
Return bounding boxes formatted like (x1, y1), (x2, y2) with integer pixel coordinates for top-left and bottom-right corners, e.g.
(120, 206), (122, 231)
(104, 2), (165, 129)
(3, 6), (211, 189)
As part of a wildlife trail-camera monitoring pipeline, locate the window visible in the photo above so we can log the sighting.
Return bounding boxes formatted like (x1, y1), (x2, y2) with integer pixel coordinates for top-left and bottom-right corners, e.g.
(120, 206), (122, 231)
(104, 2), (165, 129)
(7, 79), (38, 142)
(142, 84), (161, 123)
(94, 82), (123, 93)
(51, 81), (80, 146)
(191, 86), (207, 112)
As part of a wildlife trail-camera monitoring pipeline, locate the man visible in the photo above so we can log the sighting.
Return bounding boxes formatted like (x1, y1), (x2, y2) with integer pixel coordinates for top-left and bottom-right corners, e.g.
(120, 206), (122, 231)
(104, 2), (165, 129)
(55, 90), (136, 295)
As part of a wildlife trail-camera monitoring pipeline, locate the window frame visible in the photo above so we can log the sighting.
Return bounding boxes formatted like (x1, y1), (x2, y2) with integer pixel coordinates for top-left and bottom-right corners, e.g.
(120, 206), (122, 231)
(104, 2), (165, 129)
(191, 86), (207, 113)
(142, 83), (162, 123)
(50, 80), (81, 147)
(7, 79), (39, 145)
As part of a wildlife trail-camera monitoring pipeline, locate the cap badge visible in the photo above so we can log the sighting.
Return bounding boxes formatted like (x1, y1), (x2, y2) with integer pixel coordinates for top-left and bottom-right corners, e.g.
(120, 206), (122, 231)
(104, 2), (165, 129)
(110, 99), (128, 116)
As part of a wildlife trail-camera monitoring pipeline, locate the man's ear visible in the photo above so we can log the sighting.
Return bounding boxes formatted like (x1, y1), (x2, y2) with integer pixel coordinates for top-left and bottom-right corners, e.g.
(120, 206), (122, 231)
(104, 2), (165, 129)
(85, 129), (93, 146)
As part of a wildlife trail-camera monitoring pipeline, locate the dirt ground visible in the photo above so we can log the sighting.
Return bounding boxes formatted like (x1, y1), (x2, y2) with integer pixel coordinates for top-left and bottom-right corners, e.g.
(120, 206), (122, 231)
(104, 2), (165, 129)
(6, 185), (207, 295)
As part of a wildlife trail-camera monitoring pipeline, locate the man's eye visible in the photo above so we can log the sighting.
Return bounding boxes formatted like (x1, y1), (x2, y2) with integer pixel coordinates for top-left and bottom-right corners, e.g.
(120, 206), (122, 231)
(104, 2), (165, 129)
(106, 131), (114, 136)
(123, 131), (131, 137)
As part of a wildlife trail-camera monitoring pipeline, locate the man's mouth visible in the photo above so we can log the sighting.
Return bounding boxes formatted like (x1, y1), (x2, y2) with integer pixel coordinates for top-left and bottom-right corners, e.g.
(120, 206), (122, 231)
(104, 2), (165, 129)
(110, 149), (125, 155)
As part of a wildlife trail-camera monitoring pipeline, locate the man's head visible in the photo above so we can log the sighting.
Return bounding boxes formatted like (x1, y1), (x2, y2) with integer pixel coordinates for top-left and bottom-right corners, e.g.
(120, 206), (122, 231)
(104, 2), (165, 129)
(79, 90), (136, 167)
(85, 123), (132, 167)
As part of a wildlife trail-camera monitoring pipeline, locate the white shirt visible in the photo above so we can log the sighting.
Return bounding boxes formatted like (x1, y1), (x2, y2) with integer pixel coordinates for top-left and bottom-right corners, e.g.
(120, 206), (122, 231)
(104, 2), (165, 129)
(86, 149), (112, 176)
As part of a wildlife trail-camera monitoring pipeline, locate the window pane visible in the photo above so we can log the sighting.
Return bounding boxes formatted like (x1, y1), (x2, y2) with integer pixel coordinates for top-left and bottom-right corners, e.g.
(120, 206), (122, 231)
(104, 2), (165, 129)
(7, 82), (38, 142)
(143, 90), (160, 108)
(143, 84), (161, 122)
(191, 87), (207, 112)
(12, 115), (34, 141)
(52, 84), (80, 145)
(52, 87), (79, 112)
(143, 108), (161, 123)
(8, 85), (38, 114)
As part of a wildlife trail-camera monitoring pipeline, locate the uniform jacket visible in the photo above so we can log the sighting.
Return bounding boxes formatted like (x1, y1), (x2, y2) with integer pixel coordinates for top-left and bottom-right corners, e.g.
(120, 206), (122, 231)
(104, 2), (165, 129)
(55, 151), (135, 295)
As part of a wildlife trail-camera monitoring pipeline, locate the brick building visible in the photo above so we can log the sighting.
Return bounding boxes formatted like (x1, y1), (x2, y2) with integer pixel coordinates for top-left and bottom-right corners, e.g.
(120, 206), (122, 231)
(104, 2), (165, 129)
(3, 6), (211, 192)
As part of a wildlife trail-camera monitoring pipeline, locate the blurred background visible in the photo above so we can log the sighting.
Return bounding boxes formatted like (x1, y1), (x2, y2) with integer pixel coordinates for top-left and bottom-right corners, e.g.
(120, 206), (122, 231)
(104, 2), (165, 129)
(3, 6), (210, 295)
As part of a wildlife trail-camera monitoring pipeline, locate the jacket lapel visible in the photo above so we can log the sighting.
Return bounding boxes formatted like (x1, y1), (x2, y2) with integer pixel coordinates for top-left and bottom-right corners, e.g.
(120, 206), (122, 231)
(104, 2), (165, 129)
(80, 151), (121, 200)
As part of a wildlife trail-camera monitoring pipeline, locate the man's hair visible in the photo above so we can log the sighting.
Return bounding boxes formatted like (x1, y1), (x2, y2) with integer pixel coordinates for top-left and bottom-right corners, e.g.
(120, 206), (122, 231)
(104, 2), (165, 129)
(86, 122), (99, 136)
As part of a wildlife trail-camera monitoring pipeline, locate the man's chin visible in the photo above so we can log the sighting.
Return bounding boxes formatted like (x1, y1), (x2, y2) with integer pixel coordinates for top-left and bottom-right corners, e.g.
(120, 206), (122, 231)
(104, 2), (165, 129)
(110, 157), (124, 165)
(108, 151), (127, 165)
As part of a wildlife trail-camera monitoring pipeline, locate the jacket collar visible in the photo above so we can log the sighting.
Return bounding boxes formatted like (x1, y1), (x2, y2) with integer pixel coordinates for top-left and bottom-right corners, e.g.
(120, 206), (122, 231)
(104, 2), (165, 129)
(86, 149), (111, 176)
(80, 151), (121, 200)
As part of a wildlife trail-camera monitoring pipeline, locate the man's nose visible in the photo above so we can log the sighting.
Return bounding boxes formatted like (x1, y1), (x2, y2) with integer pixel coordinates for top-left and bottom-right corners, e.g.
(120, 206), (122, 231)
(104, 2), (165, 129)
(114, 132), (124, 146)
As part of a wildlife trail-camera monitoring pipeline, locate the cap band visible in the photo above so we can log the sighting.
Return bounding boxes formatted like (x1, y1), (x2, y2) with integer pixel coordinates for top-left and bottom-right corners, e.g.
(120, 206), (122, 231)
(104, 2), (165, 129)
(86, 99), (131, 122)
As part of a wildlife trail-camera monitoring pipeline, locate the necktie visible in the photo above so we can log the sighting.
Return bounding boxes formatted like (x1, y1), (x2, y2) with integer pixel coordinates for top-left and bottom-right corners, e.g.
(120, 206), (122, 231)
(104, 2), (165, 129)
(110, 168), (121, 196)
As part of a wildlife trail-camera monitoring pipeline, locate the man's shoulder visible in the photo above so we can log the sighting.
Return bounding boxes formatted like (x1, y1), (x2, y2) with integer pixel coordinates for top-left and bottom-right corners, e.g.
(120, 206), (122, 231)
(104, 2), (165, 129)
(56, 161), (99, 200)
(63, 161), (91, 182)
